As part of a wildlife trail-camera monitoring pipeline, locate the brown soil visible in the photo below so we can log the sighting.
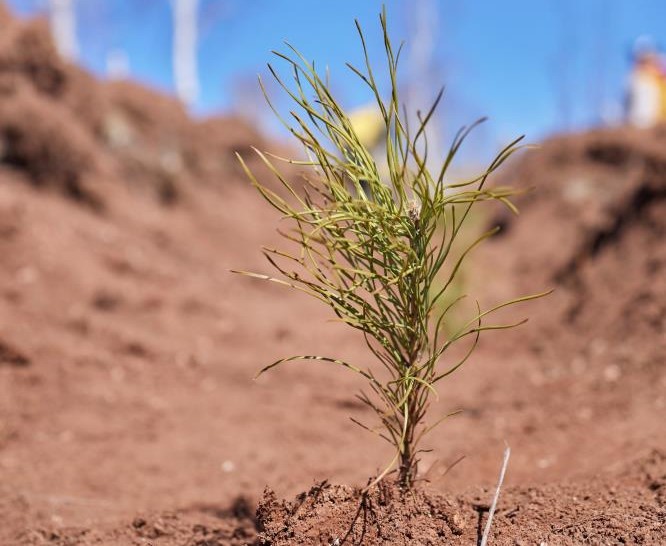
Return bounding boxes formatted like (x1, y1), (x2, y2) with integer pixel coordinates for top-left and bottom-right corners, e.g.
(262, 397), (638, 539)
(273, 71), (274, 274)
(257, 450), (666, 545)
(1, 6), (665, 545)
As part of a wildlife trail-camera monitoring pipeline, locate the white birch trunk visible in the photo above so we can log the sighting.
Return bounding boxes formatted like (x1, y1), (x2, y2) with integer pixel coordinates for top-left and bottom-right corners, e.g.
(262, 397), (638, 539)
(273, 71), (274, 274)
(408, 0), (443, 161)
(173, 0), (200, 108)
(48, 0), (78, 62)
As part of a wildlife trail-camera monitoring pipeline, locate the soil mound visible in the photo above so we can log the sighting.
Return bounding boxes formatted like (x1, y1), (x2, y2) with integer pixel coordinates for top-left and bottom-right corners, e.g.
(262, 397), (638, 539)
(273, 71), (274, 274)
(257, 481), (468, 545)
(0, 10), (273, 209)
(256, 450), (666, 546)
(486, 124), (666, 301)
(488, 125), (666, 290)
(477, 125), (666, 395)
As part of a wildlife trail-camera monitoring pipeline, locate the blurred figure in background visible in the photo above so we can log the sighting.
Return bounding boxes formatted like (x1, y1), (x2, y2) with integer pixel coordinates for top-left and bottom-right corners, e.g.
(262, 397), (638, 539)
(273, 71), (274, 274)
(626, 37), (666, 128)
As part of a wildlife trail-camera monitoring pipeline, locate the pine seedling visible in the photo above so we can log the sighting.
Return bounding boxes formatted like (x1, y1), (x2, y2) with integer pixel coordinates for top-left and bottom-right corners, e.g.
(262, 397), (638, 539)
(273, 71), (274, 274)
(235, 8), (547, 489)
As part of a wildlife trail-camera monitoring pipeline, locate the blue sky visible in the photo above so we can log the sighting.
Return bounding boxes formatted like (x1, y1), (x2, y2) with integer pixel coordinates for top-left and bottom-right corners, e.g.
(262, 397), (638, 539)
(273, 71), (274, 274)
(7, 0), (666, 152)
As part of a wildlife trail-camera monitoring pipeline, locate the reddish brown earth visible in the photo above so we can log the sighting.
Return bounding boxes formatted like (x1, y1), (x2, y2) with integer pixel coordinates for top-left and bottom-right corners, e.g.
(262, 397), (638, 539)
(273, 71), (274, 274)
(0, 7), (665, 546)
(257, 450), (666, 545)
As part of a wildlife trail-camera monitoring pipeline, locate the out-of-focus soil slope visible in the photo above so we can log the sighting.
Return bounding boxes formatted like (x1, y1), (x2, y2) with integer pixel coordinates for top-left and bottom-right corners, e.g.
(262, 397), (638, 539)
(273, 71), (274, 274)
(0, 5), (664, 545)
(457, 126), (666, 486)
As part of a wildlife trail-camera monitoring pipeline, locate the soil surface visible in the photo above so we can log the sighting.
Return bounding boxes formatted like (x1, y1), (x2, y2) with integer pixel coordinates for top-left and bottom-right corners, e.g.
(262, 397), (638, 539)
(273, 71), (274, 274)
(1, 6), (665, 545)
(257, 450), (666, 545)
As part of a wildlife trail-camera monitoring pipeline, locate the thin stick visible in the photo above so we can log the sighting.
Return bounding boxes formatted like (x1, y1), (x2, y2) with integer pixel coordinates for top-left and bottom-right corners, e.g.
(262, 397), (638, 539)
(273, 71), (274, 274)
(480, 445), (511, 546)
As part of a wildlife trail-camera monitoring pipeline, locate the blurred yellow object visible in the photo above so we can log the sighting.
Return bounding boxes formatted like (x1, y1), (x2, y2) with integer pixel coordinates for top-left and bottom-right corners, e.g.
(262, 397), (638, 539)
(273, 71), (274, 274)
(349, 104), (385, 149)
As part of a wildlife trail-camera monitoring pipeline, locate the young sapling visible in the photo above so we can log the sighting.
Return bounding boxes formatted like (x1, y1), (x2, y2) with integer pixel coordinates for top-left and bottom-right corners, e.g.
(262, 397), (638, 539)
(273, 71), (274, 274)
(235, 8), (547, 489)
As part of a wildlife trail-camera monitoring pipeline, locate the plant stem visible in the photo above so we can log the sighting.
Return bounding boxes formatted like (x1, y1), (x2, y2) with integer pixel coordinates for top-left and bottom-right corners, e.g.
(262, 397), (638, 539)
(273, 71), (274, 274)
(398, 212), (426, 488)
(398, 394), (419, 487)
